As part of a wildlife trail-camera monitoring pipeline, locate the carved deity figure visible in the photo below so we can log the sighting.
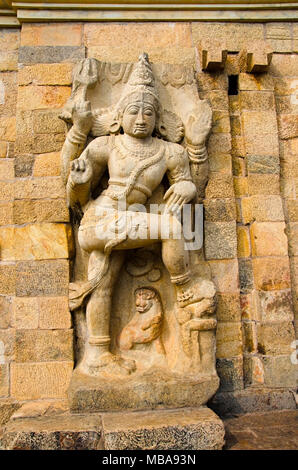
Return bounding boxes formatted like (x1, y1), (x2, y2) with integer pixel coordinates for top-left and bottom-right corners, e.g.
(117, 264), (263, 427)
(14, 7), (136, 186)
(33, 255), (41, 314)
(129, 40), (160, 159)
(61, 53), (216, 379)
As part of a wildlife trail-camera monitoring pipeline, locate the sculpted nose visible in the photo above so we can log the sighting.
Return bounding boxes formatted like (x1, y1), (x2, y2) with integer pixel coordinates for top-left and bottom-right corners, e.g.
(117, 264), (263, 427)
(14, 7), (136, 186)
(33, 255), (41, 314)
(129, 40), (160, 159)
(135, 109), (145, 124)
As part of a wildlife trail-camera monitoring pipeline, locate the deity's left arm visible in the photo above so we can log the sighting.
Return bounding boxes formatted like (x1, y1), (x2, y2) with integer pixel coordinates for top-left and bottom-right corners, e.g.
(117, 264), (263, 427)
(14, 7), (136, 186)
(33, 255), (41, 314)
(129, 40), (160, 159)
(164, 144), (197, 213)
(184, 103), (212, 202)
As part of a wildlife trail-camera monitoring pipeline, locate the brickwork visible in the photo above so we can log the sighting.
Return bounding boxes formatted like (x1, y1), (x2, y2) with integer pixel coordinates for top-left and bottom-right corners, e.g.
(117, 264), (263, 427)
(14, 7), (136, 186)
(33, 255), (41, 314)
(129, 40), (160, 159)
(0, 21), (296, 407)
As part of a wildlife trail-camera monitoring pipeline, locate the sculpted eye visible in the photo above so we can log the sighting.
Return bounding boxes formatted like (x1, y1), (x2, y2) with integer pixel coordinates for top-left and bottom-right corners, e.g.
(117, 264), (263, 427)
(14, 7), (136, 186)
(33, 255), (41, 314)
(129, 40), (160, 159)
(144, 109), (153, 116)
(127, 107), (139, 115)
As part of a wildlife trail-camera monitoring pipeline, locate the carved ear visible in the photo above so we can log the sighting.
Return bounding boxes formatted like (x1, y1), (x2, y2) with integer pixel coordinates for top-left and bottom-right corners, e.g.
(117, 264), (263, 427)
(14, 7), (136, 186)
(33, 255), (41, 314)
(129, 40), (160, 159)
(109, 120), (121, 134)
(156, 109), (184, 143)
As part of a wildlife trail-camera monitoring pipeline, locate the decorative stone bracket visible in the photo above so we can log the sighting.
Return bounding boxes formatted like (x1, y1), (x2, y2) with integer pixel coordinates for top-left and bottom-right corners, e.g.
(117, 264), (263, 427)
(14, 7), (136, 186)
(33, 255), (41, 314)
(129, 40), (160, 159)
(200, 39), (273, 74)
(246, 44), (273, 73)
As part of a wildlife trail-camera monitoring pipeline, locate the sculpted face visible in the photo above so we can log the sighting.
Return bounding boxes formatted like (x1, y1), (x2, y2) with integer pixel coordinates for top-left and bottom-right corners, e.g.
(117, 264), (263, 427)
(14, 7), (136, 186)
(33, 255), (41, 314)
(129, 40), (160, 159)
(122, 100), (156, 139)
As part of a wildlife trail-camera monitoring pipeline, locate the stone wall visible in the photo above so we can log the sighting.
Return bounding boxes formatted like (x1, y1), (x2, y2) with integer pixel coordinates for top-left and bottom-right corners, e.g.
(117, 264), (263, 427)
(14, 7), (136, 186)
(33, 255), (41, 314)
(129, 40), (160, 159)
(0, 21), (296, 411)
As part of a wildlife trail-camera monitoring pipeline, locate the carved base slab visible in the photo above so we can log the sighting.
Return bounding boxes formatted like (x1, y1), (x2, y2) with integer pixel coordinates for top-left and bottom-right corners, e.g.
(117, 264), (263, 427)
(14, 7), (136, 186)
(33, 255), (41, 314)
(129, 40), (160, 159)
(68, 368), (219, 413)
(0, 407), (225, 450)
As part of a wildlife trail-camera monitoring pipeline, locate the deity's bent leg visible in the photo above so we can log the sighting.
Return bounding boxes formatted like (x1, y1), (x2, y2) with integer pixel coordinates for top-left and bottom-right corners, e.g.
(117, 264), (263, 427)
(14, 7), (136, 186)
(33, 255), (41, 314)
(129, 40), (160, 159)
(79, 249), (136, 376)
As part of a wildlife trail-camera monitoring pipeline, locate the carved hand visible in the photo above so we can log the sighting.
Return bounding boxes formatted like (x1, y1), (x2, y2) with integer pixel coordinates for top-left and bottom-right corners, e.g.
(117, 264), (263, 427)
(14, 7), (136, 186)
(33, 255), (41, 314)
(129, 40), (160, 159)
(72, 100), (93, 135)
(70, 157), (93, 185)
(184, 100), (212, 147)
(164, 180), (196, 214)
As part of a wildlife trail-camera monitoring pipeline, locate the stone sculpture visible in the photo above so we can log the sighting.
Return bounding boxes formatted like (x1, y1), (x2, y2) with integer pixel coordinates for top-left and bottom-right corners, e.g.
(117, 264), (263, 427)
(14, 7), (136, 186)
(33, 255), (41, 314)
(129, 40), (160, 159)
(60, 53), (219, 411)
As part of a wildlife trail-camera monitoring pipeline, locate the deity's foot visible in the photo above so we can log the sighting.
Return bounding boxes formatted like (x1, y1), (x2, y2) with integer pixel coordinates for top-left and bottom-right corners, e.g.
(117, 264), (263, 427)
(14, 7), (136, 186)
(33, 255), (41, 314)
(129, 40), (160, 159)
(79, 348), (136, 377)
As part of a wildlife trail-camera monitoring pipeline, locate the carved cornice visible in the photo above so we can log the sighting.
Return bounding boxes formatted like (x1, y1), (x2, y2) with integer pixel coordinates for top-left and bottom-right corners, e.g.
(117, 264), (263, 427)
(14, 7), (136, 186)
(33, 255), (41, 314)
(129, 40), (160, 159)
(0, 1), (297, 27)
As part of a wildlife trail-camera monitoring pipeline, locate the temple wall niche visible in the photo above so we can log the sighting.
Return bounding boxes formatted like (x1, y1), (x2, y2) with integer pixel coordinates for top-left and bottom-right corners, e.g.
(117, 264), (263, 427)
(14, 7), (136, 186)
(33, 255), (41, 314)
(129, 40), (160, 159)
(0, 21), (296, 414)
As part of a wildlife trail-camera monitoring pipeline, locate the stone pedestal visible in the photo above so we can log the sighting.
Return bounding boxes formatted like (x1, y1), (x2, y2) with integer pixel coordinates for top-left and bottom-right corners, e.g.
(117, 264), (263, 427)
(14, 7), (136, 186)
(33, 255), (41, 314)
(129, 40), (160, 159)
(0, 407), (225, 450)
(68, 368), (219, 413)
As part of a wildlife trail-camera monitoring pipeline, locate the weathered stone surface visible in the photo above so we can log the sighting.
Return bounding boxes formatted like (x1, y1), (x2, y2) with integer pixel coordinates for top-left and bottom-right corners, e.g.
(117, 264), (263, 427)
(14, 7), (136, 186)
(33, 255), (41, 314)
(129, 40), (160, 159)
(12, 297), (39, 329)
(85, 23), (192, 48)
(14, 177), (65, 199)
(237, 226), (251, 258)
(12, 296), (71, 330)
(102, 407), (224, 450)
(216, 294), (241, 323)
(0, 399), (20, 426)
(258, 290), (294, 323)
(0, 296), (11, 329)
(18, 46), (85, 65)
(0, 116), (16, 142)
(216, 357), (243, 393)
(233, 177), (248, 197)
(224, 409), (298, 450)
(88, 46), (196, 66)
(0, 181), (13, 201)
(33, 133), (65, 154)
(242, 321), (258, 354)
(0, 364), (9, 397)
(240, 90), (275, 111)
(238, 259), (254, 293)
(14, 154), (34, 177)
(21, 24), (82, 47)
(15, 330), (73, 362)
(248, 174), (280, 195)
(17, 86), (71, 111)
(243, 355), (264, 386)
(210, 389), (297, 418)
(288, 222), (298, 256)
(204, 221), (237, 260)
(13, 223), (70, 261)
(257, 322), (295, 355)
(0, 227), (14, 261)
(262, 356), (297, 388)
(13, 198), (69, 224)
(0, 202), (13, 225)
(196, 72), (228, 92)
(209, 153), (232, 173)
(209, 260), (239, 294)
(15, 260), (69, 297)
(246, 195), (284, 223)
(11, 362), (73, 400)
(247, 154), (280, 174)
(0, 51), (18, 72)
(278, 115), (298, 140)
(69, 369), (219, 413)
(252, 257), (291, 291)
(0, 264), (15, 295)
(0, 142), (8, 158)
(0, 160), (14, 180)
(205, 174), (234, 199)
(11, 399), (69, 420)
(18, 63), (73, 86)
(238, 73), (274, 92)
(204, 198), (236, 222)
(0, 414), (101, 450)
(0, 72), (17, 118)
(250, 222), (288, 257)
(201, 90), (229, 111)
(39, 297), (71, 329)
(216, 322), (242, 359)
(192, 23), (263, 52)
(207, 133), (231, 155)
(270, 54), (298, 78)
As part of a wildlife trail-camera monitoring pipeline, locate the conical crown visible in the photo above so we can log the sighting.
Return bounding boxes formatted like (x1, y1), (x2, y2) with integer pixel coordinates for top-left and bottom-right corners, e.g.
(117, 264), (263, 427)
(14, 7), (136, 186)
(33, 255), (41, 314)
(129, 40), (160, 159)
(116, 53), (160, 114)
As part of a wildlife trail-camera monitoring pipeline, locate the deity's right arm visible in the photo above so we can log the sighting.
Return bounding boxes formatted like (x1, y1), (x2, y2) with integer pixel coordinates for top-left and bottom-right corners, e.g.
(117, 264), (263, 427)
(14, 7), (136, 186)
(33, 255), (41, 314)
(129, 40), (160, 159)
(61, 124), (88, 185)
(66, 136), (109, 210)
